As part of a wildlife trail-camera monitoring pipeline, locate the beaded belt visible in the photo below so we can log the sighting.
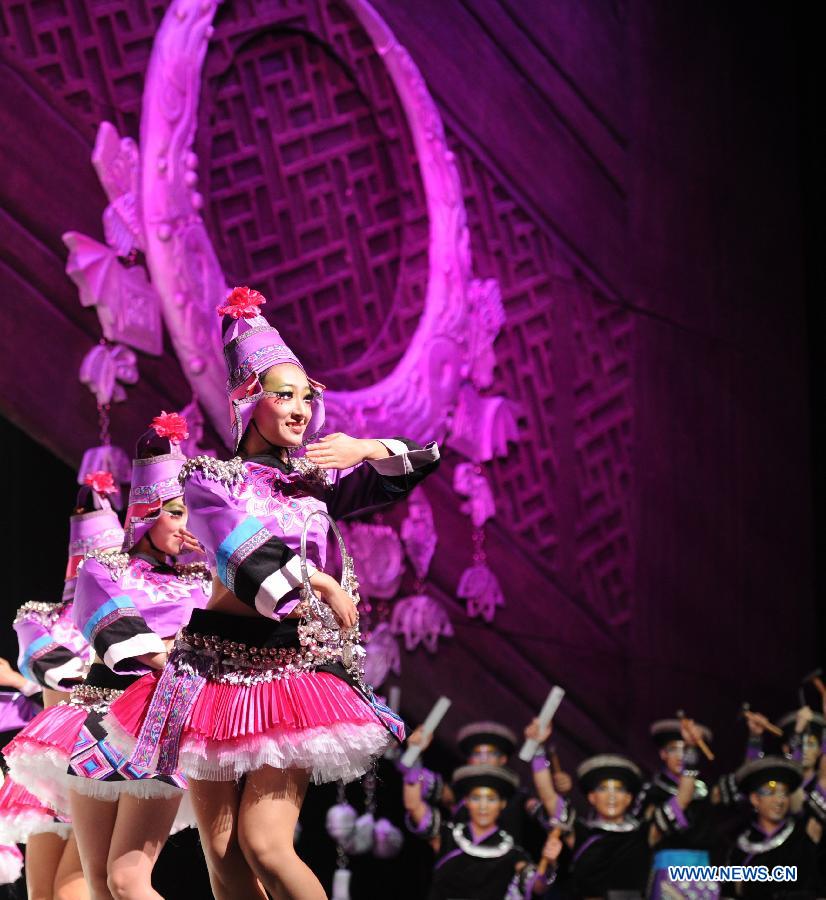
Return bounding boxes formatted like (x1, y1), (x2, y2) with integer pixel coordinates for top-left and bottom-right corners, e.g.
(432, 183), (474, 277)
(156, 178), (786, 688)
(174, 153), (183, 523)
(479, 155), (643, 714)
(176, 627), (313, 683)
(69, 683), (125, 711)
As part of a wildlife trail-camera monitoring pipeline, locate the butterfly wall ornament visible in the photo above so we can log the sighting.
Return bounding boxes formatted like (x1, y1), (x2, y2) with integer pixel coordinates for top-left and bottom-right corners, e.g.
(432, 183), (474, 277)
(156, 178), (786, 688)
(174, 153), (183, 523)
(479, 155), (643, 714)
(453, 463), (496, 528)
(363, 623), (401, 689)
(400, 488), (437, 582)
(343, 523), (404, 599)
(391, 594), (454, 654)
(79, 343), (139, 406)
(65, 232), (162, 357)
(458, 564), (505, 624)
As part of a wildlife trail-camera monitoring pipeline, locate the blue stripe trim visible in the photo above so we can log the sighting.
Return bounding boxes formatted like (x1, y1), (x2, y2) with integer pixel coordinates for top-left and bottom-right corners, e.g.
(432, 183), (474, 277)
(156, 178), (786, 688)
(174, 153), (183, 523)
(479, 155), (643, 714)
(216, 516), (267, 586)
(20, 634), (54, 680)
(82, 595), (136, 642)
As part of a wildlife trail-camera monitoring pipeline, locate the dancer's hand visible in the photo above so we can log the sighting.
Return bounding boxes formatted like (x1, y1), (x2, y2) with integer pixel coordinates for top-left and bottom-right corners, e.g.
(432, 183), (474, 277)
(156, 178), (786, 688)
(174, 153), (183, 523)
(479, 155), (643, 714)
(796, 705), (814, 734)
(541, 830), (563, 865)
(178, 528), (203, 555)
(552, 771), (573, 794)
(407, 726), (434, 752)
(310, 572), (358, 628)
(681, 718), (702, 747)
(138, 651), (168, 670)
(304, 433), (389, 470)
(745, 710), (770, 736)
(525, 717), (552, 743)
(0, 657), (26, 690)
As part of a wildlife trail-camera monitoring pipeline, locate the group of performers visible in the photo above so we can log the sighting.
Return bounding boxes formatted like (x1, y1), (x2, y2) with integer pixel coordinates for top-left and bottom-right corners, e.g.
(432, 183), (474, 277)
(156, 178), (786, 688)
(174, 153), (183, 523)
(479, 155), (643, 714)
(0, 284), (822, 900)
(0, 285), (440, 899)
(397, 704), (826, 899)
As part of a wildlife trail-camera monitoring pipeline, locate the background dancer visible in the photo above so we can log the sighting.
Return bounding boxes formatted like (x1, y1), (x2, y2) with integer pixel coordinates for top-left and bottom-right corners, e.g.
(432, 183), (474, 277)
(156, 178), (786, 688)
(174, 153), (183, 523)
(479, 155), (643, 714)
(4, 417), (209, 900)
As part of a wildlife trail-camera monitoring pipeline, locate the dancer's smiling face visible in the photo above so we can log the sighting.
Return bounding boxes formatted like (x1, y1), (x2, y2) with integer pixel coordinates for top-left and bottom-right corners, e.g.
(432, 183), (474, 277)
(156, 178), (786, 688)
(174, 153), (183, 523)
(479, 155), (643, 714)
(750, 781), (790, 824)
(250, 364), (314, 449)
(144, 498), (189, 557)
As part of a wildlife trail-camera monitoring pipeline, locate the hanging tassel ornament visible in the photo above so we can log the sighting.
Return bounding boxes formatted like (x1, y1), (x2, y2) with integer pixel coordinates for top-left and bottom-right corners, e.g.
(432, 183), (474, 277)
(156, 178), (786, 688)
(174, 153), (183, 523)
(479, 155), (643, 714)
(327, 783), (354, 900)
(453, 463), (505, 623)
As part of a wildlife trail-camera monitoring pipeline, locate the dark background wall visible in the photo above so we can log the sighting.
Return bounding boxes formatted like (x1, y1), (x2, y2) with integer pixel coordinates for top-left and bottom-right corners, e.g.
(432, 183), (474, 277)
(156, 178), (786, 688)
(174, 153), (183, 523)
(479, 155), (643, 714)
(0, 5), (822, 888)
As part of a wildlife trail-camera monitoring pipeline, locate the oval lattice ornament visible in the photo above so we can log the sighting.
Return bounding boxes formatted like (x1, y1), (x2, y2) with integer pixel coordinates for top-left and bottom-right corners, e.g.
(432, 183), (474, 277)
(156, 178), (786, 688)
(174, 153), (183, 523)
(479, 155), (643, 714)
(139, 0), (509, 454)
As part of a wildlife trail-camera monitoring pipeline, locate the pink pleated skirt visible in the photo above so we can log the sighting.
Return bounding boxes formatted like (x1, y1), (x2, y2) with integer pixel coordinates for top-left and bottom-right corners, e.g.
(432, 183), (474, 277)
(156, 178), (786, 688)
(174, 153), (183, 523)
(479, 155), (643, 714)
(3, 665), (188, 818)
(0, 776), (69, 845)
(104, 609), (404, 783)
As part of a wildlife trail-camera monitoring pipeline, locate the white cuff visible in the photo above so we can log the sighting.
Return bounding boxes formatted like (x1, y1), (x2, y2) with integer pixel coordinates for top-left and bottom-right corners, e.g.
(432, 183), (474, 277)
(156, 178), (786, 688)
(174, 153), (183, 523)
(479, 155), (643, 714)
(43, 658), (88, 690)
(103, 634), (166, 672)
(255, 557), (316, 619)
(368, 440), (440, 476)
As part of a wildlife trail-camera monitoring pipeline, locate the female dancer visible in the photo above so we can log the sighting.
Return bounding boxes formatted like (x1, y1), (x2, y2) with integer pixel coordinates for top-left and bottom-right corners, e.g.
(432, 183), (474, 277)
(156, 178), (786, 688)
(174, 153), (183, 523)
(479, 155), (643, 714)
(5, 418), (210, 900)
(105, 286), (440, 899)
(0, 477), (122, 900)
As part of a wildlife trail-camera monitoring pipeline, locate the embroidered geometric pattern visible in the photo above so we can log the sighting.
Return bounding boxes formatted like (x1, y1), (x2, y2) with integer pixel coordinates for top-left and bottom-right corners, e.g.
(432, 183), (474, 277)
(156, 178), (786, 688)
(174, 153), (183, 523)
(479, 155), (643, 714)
(217, 517), (272, 590)
(68, 725), (187, 787)
(225, 527), (273, 593)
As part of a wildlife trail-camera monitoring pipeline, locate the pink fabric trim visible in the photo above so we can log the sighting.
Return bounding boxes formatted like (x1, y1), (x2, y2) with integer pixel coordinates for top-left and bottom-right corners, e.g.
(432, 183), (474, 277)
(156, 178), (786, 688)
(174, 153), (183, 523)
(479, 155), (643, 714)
(106, 669), (394, 782)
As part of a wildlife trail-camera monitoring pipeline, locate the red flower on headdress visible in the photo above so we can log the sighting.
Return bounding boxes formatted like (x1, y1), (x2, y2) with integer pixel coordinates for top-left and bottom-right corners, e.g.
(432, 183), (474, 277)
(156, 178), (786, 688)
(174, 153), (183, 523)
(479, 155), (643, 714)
(83, 470), (116, 496)
(217, 286), (267, 319)
(151, 411), (190, 445)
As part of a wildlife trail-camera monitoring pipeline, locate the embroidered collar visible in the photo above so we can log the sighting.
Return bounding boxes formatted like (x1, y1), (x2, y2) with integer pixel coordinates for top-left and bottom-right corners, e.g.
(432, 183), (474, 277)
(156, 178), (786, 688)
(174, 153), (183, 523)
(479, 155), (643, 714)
(737, 819), (795, 854)
(584, 815), (640, 833)
(13, 600), (66, 626)
(130, 553), (211, 586)
(450, 823), (514, 858)
(245, 450), (331, 488)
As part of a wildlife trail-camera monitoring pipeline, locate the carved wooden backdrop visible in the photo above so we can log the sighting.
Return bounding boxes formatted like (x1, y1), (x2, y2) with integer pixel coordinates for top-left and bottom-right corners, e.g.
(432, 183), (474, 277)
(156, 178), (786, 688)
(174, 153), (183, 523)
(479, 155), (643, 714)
(0, 0), (633, 629)
(0, 0), (813, 776)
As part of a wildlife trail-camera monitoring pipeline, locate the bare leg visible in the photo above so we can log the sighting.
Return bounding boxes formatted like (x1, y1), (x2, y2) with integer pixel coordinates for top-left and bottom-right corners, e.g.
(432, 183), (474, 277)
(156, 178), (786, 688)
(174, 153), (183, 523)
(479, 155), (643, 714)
(238, 767), (326, 900)
(189, 778), (267, 900)
(54, 833), (89, 900)
(69, 792), (118, 900)
(25, 831), (67, 900)
(106, 794), (180, 900)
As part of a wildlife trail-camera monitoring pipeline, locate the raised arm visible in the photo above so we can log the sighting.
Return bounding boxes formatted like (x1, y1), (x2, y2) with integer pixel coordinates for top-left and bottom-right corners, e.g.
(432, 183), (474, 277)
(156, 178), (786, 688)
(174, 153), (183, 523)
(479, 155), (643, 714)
(309, 435), (440, 520)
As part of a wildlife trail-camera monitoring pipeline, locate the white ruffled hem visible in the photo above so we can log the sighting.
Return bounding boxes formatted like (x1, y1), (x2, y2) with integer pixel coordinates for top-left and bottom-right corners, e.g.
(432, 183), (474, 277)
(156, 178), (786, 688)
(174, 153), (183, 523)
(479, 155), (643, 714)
(62, 775), (183, 803)
(5, 747), (73, 815)
(0, 847), (23, 885)
(0, 810), (70, 845)
(179, 722), (392, 783)
(6, 745), (185, 816)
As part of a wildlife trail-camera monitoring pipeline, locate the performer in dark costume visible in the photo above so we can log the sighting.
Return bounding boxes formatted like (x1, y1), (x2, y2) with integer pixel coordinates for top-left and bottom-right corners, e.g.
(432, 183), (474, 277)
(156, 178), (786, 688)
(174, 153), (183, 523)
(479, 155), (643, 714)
(405, 763), (559, 899)
(724, 756), (824, 900)
(635, 718), (720, 898)
(776, 707), (825, 813)
(403, 718), (565, 851)
(533, 720), (707, 899)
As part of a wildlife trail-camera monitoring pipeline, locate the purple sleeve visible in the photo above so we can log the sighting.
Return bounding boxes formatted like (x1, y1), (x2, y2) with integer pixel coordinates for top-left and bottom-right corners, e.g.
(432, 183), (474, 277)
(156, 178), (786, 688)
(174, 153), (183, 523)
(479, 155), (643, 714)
(184, 465), (310, 620)
(73, 558), (165, 674)
(326, 439), (440, 520)
(0, 691), (41, 731)
(14, 613), (87, 691)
